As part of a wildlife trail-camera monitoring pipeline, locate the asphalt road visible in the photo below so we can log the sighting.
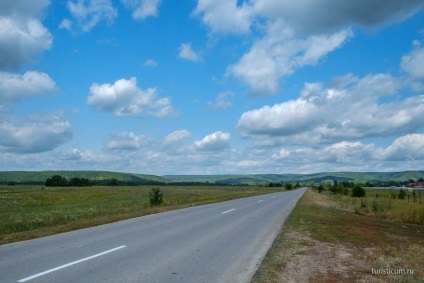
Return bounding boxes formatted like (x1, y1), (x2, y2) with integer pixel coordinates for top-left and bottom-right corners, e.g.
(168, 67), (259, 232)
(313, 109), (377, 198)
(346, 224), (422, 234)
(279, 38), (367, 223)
(0, 188), (306, 283)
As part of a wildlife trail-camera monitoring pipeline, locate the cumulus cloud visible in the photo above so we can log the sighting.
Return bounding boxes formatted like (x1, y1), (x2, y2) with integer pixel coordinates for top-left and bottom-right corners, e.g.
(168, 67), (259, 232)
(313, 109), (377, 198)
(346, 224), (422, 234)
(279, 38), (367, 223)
(251, 0), (424, 35)
(193, 131), (230, 151)
(66, 0), (117, 32)
(164, 130), (191, 146)
(178, 43), (201, 62)
(193, 0), (253, 34)
(237, 72), (424, 144)
(401, 40), (424, 91)
(227, 23), (351, 95)
(0, 1), (52, 70)
(121, 0), (161, 20)
(0, 71), (56, 105)
(87, 77), (178, 119)
(380, 134), (424, 161)
(0, 113), (72, 153)
(106, 132), (147, 151)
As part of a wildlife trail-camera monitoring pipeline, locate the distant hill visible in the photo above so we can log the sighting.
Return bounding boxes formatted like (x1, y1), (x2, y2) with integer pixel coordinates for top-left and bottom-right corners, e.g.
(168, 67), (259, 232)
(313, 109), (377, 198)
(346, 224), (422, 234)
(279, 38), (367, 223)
(162, 171), (424, 185)
(0, 170), (423, 185)
(0, 171), (165, 185)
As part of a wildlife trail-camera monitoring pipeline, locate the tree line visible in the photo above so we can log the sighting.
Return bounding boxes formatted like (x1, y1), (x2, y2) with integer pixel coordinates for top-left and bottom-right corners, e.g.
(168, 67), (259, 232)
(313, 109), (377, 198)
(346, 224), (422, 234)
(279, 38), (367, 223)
(45, 175), (91, 187)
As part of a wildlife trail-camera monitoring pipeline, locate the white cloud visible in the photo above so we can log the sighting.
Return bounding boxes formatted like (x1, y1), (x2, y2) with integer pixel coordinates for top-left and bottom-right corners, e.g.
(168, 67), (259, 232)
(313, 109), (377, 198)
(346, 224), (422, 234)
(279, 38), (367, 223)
(178, 43), (201, 62)
(380, 134), (424, 161)
(87, 77), (178, 119)
(0, 17), (52, 70)
(106, 132), (147, 151)
(164, 130), (191, 146)
(66, 0), (117, 32)
(194, 0), (253, 34)
(0, 113), (72, 153)
(121, 0), (161, 20)
(207, 91), (233, 109)
(401, 40), (424, 91)
(401, 41), (424, 79)
(63, 148), (96, 162)
(227, 23), (351, 95)
(144, 59), (158, 67)
(237, 72), (424, 144)
(0, 71), (56, 104)
(193, 131), (230, 151)
(251, 0), (424, 35)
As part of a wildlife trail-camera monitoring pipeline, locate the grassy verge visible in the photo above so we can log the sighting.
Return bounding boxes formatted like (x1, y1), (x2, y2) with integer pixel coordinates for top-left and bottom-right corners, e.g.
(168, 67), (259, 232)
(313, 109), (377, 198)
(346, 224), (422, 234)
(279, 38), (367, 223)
(331, 189), (424, 225)
(0, 185), (280, 245)
(253, 189), (424, 282)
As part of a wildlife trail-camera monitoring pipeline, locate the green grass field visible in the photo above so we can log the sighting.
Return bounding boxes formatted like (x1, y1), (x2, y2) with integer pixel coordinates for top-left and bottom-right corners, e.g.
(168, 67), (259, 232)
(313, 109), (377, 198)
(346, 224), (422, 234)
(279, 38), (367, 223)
(0, 184), (280, 244)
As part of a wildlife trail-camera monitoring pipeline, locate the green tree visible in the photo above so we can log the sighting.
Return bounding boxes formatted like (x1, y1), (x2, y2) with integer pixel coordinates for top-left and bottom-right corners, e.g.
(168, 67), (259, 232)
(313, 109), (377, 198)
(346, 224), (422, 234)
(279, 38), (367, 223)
(317, 184), (325, 193)
(336, 183), (345, 194)
(285, 183), (293, 190)
(149, 188), (163, 206)
(107, 178), (118, 186)
(45, 175), (68, 187)
(352, 185), (366, 198)
(69, 177), (90, 187)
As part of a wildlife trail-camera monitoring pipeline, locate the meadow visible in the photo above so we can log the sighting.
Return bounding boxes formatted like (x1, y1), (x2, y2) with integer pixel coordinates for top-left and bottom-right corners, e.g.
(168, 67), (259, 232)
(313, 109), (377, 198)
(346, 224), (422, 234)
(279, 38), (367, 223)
(0, 184), (280, 244)
(331, 188), (424, 225)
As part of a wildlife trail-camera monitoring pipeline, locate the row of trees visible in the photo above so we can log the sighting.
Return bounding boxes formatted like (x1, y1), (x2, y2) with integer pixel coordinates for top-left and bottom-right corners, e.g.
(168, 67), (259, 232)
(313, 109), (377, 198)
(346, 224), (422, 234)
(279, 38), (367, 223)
(314, 180), (366, 197)
(266, 182), (302, 190)
(45, 175), (90, 187)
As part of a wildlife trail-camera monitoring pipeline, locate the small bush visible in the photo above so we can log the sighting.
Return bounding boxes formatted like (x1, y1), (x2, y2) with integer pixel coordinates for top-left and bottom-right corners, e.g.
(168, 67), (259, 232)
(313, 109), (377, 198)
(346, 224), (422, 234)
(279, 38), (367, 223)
(149, 188), (163, 206)
(352, 185), (366, 198)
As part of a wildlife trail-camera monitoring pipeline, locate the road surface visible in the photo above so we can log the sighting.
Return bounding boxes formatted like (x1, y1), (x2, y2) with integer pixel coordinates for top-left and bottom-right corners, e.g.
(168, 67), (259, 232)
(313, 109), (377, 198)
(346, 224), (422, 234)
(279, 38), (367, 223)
(0, 188), (306, 283)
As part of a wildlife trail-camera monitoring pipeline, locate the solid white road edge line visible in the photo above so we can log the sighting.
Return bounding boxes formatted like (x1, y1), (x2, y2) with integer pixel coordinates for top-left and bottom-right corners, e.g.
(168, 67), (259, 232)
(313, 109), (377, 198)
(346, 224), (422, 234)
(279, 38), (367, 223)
(221, 209), (236, 214)
(17, 245), (127, 282)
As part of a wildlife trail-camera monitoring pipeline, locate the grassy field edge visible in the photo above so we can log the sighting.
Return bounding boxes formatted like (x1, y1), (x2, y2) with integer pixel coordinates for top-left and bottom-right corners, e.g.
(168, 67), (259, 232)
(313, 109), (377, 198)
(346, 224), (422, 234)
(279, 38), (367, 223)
(253, 189), (424, 282)
(1, 185), (281, 245)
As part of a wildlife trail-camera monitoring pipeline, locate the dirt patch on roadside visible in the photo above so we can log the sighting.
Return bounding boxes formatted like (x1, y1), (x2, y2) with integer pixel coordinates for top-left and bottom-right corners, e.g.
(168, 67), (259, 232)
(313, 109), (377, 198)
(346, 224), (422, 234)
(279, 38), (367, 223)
(274, 231), (369, 283)
(254, 189), (424, 283)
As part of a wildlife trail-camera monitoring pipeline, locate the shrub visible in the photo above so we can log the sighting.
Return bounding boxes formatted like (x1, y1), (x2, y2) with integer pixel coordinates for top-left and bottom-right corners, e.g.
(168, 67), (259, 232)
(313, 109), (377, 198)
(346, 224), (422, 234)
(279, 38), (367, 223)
(398, 189), (406, 200)
(352, 185), (366, 198)
(149, 188), (163, 206)
(285, 183), (293, 190)
(317, 184), (325, 193)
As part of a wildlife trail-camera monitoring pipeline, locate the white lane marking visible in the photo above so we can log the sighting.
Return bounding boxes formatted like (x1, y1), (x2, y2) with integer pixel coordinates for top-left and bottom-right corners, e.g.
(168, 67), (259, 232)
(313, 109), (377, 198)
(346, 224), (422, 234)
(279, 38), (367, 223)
(257, 200), (263, 203)
(222, 208), (236, 214)
(17, 245), (126, 282)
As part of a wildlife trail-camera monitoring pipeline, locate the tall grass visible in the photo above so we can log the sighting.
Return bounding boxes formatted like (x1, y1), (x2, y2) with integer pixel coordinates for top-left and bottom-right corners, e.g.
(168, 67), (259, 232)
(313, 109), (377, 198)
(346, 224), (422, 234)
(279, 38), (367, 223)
(330, 189), (424, 225)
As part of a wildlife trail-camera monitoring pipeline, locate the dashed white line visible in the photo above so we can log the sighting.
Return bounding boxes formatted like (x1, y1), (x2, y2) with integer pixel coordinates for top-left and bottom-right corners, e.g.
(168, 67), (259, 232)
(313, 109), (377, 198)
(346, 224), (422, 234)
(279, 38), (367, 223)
(17, 245), (127, 282)
(222, 209), (236, 214)
(257, 200), (263, 203)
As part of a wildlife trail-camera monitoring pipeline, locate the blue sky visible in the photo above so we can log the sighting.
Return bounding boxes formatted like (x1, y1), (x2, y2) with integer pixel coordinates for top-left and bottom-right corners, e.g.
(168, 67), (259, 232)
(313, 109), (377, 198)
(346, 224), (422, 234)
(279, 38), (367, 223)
(1, 0), (424, 175)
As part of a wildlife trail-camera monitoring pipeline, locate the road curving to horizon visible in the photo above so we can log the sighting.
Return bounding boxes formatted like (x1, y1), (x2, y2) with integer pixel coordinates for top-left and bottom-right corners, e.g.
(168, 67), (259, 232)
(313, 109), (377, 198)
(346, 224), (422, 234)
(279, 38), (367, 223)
(0, 188), (306, 283)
